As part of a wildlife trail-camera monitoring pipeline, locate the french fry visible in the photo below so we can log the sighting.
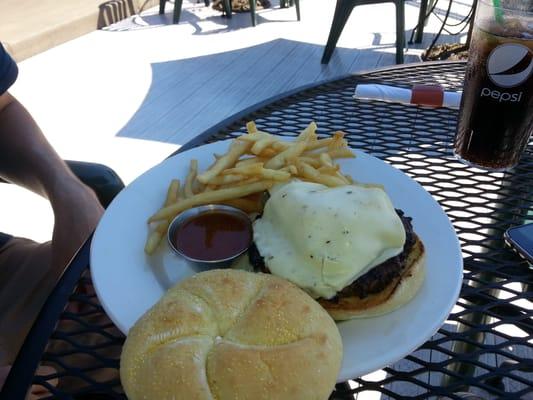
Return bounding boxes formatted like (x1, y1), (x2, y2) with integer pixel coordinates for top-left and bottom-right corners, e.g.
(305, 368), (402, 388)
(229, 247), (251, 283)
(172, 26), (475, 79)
(335, 172), (351, 184)
(318, 165), (340, 175)
(184, 159), (198, 198)
(251, 137), (277, 155)
(258, 168), (291, 181)
(318, 174), (348, 187)
(265, 140), (308, 169)
(315, 174), (347, 187)
(144, 220), (170, 255)
(302, 146), (356, 160)
(238, 132), (271, 142)
(144, 230), (163, 255)
(357, 182), (385, 190)
(319, 153), (334, 168)
(193, 180), (204, 195)
(178, 182), (185, 200)
(164, 179), (180, 206)
(236, 157), (268, 167)
(272, 141), (290, 151)
(328, 147), (356, 159)
(280, 165), (298, 175)
(296, 161), (347, 187)
(301, 148), (329, 157)
(221, 163), (264, 176)
(258, 148), (277, 158)
(329, 137), (349, 150)
(149, 181), (275, 222)
(295, 160), (319, 178)
(208, 174), (247, 185)
(216, 177), (261, 190)
(153, 221), (168, 235)
(334, 131), (346, 138)
(294, 156), (321, 168)
(297, 122), (318, 141)
(304, 137), (335, 151)
(197, 140), (252, 183)
(246, 121), (258, 133)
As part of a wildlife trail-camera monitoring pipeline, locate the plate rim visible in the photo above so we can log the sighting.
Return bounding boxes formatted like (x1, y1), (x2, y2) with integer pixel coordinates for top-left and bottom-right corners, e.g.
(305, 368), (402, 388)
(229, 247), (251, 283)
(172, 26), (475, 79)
(91, 139), (463, 382)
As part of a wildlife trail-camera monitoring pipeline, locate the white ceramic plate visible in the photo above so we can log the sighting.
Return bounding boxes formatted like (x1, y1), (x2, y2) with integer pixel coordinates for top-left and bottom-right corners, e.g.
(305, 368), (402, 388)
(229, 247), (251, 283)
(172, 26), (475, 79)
(91, 140), (463, 382)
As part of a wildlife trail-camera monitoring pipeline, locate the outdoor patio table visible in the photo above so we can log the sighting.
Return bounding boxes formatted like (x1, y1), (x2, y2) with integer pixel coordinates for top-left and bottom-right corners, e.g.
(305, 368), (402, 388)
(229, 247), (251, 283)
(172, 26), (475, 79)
(2, 61), (532, 400)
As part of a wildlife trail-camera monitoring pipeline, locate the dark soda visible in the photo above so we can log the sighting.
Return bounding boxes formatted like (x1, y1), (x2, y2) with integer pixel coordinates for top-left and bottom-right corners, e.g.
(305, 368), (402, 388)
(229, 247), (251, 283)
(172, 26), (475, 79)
(454, 24), (533, 170)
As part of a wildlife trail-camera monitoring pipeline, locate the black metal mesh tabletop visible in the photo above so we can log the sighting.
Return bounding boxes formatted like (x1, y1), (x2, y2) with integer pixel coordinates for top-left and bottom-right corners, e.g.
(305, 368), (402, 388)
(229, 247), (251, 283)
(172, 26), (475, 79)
(3, 61), (532, 400)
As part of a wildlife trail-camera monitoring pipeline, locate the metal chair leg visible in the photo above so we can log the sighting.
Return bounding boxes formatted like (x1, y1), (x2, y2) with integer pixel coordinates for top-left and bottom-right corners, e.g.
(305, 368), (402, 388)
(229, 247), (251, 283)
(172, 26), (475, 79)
(415, 0), (429, 43)
(223, 0), (232, 18)
(280, 0), (300, 20)
(321, 0), (356, 64)
(250, 0), (257, 26)
(173, 0), (183, 23)
(395, 0), (405, 64)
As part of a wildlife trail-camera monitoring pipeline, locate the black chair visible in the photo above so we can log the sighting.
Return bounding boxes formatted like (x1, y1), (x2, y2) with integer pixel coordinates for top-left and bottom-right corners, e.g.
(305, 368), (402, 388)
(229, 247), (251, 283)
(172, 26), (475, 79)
(321, 0), (429, 65)
(225, 0), (301, 27)
(0, 160), (124, 209)
(159, 0), (231, 24)
(62, 161), (124, 208)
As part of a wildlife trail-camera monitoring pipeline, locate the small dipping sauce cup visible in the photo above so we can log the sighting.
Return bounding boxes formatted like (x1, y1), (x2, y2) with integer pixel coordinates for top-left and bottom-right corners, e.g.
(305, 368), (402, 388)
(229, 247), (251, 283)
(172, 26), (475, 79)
(167, 205), (252, 268)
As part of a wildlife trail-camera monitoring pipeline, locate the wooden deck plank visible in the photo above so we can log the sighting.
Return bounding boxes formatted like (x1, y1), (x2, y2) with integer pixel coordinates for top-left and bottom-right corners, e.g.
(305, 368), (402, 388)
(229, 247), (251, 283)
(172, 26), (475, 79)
(171, 38), (304, 141)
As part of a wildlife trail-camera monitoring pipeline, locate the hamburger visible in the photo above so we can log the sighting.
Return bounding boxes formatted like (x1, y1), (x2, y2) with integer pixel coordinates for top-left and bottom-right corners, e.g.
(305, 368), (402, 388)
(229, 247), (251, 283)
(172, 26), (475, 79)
(249, 180), (426, 320)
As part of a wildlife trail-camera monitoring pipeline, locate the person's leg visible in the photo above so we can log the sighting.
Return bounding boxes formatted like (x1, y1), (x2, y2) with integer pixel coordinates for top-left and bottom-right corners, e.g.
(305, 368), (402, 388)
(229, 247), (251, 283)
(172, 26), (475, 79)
(0, 237), (63, 397)
(0, 237), (56, 364)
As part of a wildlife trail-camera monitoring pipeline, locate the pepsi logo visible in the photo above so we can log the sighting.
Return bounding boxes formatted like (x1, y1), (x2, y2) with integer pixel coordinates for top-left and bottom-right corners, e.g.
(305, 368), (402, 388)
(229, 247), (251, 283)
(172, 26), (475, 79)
(487, 43), (533, 88)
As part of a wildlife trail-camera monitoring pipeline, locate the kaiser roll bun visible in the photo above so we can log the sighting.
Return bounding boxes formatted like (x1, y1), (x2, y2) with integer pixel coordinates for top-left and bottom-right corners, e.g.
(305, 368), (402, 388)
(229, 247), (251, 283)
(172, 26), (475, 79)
(120, 269), (342, 400)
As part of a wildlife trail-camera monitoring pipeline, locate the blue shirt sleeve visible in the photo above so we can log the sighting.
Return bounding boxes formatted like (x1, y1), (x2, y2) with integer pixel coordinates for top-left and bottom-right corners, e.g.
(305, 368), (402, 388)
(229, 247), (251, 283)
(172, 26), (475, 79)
(0, 43), (18, 95)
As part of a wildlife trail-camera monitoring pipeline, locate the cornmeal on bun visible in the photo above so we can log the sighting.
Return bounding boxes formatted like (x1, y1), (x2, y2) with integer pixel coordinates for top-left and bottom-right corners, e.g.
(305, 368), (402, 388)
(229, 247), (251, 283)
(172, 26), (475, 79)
(120, 269), (342, 400)
(250, 181), (426, 320)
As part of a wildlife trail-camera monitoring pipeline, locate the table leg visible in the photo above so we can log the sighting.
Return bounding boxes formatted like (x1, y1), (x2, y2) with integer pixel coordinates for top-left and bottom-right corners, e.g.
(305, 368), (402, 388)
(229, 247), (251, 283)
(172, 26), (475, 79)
(414, 0), (430, 43)
(223, 0), (232, 18)
(173, 0), (183, 23)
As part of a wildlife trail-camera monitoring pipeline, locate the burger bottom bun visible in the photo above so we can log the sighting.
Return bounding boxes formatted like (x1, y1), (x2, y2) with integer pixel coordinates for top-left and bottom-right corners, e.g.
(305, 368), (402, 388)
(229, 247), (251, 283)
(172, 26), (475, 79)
(320, 236), (426, 320)
(120, 269), (342, 400)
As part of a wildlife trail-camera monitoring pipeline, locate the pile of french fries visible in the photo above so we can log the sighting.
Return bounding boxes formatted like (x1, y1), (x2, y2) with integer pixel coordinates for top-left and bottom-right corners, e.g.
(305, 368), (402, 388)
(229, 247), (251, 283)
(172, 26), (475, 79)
(144, 121), (356, 254)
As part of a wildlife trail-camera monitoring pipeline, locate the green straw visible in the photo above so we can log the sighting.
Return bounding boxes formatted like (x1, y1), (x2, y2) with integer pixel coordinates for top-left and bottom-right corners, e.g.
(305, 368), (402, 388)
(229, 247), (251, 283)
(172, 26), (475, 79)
(492, 0), (505, 24)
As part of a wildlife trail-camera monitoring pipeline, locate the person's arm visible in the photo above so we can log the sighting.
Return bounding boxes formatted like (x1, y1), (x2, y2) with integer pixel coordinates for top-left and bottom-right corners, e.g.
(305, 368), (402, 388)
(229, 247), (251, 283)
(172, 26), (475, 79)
(0, 91), (104, 270)
(0, 92), (78, 197)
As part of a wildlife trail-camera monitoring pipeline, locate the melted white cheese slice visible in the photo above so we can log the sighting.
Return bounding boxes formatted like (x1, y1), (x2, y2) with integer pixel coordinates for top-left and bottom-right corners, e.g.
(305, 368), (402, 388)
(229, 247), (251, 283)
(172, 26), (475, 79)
(253, 181), (406, 299)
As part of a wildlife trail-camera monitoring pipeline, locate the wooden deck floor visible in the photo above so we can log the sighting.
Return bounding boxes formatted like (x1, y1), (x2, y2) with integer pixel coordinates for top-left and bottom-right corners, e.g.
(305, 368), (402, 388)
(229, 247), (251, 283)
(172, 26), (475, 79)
(6, 1), (523, 399)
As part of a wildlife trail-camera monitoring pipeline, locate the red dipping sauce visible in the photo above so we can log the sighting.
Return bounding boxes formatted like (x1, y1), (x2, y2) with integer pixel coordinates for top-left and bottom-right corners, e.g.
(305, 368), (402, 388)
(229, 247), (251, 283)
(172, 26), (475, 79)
(172, 211), (252, 262)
